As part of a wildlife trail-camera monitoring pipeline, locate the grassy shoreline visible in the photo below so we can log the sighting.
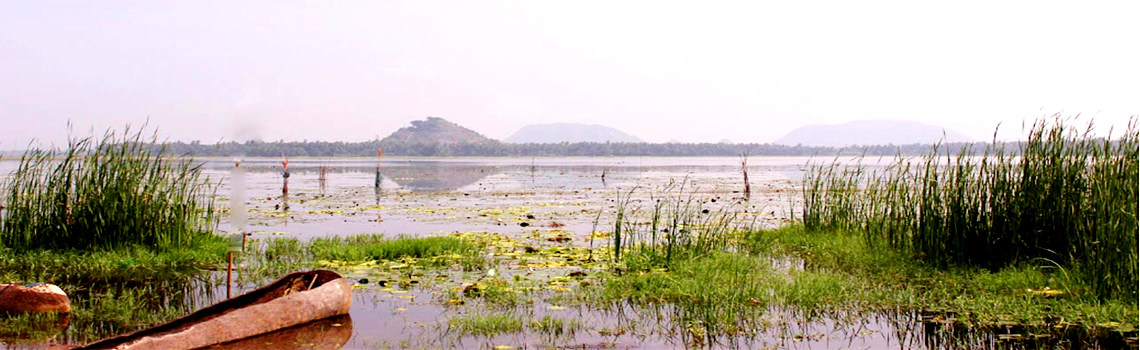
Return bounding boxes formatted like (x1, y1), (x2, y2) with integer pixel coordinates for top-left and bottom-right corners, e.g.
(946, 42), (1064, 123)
(248, 229), (1139, 346)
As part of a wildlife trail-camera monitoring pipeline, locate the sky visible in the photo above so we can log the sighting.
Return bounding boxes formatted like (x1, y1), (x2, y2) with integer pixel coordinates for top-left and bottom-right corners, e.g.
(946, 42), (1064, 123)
(1, 1), (1137, 149)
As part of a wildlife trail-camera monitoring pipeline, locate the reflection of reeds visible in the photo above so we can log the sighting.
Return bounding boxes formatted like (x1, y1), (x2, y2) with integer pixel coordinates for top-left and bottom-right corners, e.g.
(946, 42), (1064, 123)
(0, 251), (218, 343)
(800, 115), (1139, 300)
(0, 127), (219, 251)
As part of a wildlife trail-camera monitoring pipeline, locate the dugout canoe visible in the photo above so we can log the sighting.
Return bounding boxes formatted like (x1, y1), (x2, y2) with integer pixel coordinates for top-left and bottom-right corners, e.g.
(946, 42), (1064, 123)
(77, 270), (352, 350)
(0, 283), (71, 314)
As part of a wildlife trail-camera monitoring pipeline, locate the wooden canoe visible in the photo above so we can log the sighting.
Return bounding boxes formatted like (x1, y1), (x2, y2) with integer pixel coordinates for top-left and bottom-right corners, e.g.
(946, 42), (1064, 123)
(77, 270), (352, 350)
(0, 283), (71, 314)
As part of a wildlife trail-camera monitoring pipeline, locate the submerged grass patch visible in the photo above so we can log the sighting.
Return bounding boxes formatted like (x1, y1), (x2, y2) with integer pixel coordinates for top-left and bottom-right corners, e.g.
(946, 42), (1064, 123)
(447, 311), (525, 337)
(234, 234), (487, 286)
(529, 315), (581, 338)
(66, 284), (199, 341)
(588, 223), (1136, 345)
(445, 311), (581, 340)
(0, 313), (69, 344)
(600, 251), (775, 341)
(746, 226), (1139, 331)
(308, 234), (481, 264)
(0, 267), (215, 344)
(0, 235), (226, 285)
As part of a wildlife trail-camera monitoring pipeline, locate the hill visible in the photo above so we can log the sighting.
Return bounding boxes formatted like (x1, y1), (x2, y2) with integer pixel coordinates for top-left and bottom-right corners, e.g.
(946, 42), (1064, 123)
(381, 117), (494, 144)
(775, 120), (973, 147)
(505, 123), (642, 143)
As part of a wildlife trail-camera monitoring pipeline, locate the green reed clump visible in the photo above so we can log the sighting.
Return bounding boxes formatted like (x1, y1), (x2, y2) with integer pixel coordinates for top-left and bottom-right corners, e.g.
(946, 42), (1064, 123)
(307, 234), (481, 263)
(446, 311), (525, 337)
(0, 238), (224, 285)
(0, 127), (219, 251)
(800, 115), (1139, 300)
(600, 251), (774, 343)
(801, 157), (872, 232)
(529, 315), (582, 338)
(607, 180), (754, 270)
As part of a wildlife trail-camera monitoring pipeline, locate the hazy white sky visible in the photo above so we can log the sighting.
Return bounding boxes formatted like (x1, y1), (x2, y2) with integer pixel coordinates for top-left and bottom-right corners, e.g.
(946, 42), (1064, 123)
(2, 1), (1137, 148)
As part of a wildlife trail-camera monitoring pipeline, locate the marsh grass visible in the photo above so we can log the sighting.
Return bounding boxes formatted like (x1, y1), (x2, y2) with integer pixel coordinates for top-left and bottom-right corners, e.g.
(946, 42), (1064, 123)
(608, 180), (756, 270)
(600, 251), (774, 341)
(456, 278), (530, 307)
(0, 127), (219, 251)
(800, 115), (1139, 300)
(308, 234), (480, 263)
(0, 128), (224, 338)
(743, 226), (1138, 331)
(0, 271), (213, 344)
(65, 283), (201, 341)
(0, 237), (224, 285)
(234, 234), (486, 285)
(446, 311), (525, 337)
(529, 314), (581, 338)
(445, 311), (581, 339)
(309, 234), (486, 272)
(590, 222), (1137, 345)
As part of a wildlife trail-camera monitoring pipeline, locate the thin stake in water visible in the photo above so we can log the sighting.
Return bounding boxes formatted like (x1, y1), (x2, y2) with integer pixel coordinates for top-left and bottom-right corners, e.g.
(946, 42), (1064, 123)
(281, 157), (290, 195)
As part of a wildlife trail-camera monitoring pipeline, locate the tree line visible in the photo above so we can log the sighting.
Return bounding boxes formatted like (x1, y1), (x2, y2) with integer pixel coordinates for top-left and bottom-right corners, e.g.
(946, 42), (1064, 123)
(160, 140), (994, 157)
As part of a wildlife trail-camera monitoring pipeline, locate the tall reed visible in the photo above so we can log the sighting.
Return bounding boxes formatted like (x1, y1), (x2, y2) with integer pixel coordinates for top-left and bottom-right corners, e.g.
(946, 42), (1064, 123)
(0, 127), (219, 251)
(609, 180), (756, 270)
(800, 115), (1138, 300)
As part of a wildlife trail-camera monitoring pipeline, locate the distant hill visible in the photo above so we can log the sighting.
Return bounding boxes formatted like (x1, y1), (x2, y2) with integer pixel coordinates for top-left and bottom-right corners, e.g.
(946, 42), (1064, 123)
(775, 120), (973, 147)
(381, 117), (493, 144)
(505, 123), (642, 143)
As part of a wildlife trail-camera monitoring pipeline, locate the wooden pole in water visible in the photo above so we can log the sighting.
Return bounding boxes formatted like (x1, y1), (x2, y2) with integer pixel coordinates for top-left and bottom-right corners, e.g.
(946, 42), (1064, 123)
(282, 157), (290, 195)
(226, 251), (233, 299)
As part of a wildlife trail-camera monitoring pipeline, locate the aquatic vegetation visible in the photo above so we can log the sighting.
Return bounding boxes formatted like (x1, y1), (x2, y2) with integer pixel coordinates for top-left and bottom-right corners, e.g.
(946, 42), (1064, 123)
(0, 271), (213, 344)
(0, 312), (68, 344)
(801, 115), (1139, 300)
(599, 251), (776, 341)
(444, 311), (581, 341)
(447, 311), (526, 337)
(745, 226), (1138, 332)
(529, 314), (581, 338)
(66, 284), (198, 341)
(0, 239), (225, 285)
(3, 141), (1134, 348)
(308, 234), (484, 269)
(606, 181), (756, 270)
(0, 127), (220, 251)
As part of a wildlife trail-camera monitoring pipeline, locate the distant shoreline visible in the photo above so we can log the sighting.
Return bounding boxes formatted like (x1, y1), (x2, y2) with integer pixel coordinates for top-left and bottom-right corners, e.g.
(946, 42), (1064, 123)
(153, 140), (999, 158)
(0, 139), (1075, 158)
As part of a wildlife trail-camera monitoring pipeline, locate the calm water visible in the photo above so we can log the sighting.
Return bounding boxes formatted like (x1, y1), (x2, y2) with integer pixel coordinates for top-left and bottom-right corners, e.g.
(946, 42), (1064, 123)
(0, 157), (1085, 349)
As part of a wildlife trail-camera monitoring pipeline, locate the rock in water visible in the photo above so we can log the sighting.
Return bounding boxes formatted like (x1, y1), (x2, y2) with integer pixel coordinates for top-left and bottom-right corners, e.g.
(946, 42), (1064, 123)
(0, 283), (71, 314)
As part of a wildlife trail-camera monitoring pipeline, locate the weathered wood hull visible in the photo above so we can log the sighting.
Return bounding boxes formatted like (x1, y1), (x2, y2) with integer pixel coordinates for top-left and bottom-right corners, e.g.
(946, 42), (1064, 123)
(77, 270), (352, 350)
(0, 283), (71, 314)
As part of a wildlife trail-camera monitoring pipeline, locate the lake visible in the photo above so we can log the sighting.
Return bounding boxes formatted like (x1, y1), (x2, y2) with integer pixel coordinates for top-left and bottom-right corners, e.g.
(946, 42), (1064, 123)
(0, 156), (1038, 349)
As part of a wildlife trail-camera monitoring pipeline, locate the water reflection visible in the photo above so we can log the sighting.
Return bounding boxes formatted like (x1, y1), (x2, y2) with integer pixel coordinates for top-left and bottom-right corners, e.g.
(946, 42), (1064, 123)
(208, 315), (353, 350)
(382, 165), (497, 192)
(0, 314), (68, 347)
